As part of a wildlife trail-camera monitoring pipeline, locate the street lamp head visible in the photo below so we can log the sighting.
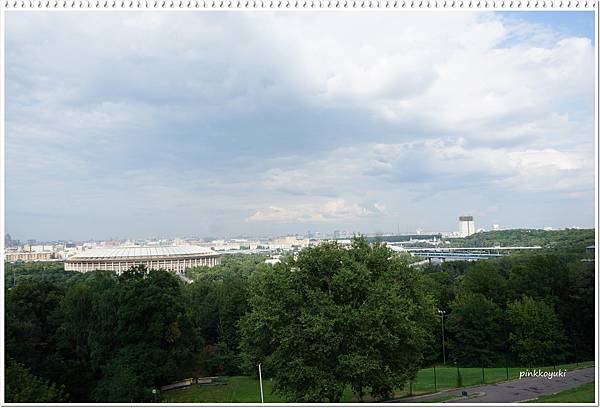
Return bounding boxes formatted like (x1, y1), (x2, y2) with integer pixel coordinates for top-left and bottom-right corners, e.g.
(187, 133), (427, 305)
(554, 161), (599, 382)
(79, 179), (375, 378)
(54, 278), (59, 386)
(438, 309), (445, 314)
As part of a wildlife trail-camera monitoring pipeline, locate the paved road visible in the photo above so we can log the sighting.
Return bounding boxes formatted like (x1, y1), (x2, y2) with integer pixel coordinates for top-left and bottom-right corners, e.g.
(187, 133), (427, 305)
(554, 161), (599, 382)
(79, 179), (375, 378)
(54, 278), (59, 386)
(391, 367), (595, 403)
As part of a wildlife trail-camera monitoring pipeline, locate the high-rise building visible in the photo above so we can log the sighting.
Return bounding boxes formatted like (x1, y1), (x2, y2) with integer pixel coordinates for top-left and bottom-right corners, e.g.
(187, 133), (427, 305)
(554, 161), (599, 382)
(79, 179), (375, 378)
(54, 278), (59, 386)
(458, 216), (475, 237)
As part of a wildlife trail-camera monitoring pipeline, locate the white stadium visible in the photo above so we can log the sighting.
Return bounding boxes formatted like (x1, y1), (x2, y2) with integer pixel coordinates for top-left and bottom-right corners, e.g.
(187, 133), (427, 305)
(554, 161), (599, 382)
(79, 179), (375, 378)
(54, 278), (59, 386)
(64, 246), (221, 273)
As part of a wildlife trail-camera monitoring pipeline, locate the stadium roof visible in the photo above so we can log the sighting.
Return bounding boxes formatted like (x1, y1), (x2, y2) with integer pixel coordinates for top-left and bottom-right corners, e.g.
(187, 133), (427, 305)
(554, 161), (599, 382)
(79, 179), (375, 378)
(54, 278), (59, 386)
(67, 245), (218, 260)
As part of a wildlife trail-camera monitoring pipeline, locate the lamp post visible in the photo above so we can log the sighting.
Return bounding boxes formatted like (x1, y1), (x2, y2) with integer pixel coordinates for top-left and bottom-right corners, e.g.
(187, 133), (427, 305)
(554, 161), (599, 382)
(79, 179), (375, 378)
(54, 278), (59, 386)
(438, 309), (446, 365)
(258, 363), (264, 403)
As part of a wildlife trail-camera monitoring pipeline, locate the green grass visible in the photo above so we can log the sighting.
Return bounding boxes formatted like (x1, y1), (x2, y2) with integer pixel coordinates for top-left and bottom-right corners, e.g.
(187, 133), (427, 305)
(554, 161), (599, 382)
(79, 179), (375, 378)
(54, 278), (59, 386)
(162, 361), (595, 403)
(393, 361), (595, 399)
(527, 381), (595, 403)
(162, 376), (285, 403)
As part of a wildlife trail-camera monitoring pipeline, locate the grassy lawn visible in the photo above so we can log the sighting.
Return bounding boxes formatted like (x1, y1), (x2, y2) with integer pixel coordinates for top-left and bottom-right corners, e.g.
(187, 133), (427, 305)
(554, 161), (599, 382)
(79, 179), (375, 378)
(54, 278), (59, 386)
(162, 376), (285, 403)
(527, 381), (595, 403)
(390, 361), (595, 399)
(162, 361), (595, 403)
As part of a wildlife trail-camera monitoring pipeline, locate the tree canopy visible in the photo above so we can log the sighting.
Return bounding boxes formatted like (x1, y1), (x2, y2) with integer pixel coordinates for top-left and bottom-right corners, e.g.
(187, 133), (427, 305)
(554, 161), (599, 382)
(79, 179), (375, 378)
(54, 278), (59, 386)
(507, 296), (566, 366)
(4, 234), (595, 403)
(240, 237), (436, 402)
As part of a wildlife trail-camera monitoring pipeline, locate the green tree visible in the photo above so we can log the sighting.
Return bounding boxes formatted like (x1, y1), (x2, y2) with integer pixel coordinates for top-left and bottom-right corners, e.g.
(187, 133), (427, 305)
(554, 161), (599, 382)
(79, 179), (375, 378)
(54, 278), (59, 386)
(420, 267), (456, 311)
(240, 237), (435, 402)
(5, 280), (64, 379)
(446, 293), (504, 366)
(458, 261), (508, 306)
(507, 254), (570, 305)
(89, 267), (194, 401)
(51, 271), (118, 400)
(507, 296), (565, 366)
(4, 261), (79, 289)
(50, 266), (195, 402)
(447, 228), (594, 253)
(186, 253), (269, 282)
(5, 359), (67, 402)
(562, 261), (595, 361)
(183, 259), (258, 375)
(91, 359), (150, 402)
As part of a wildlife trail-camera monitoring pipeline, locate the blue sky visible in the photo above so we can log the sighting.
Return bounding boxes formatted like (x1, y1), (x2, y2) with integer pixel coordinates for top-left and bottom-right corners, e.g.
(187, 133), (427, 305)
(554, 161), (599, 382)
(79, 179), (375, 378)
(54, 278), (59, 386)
(499, 11), (595, 45)
(5, 11), (596, 241)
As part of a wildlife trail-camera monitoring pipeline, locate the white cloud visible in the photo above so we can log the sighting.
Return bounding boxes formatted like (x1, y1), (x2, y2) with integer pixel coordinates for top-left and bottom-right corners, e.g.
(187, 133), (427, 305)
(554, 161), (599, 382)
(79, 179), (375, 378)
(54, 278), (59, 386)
(5, 11), (595, 239)
(258, 140), (593, 200)
(247, 199), (373, 223)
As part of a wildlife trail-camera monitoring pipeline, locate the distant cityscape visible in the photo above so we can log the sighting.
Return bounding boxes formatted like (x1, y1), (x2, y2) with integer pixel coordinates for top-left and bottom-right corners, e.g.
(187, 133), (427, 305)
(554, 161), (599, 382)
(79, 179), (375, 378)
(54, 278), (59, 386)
(3, 215), (587, 263)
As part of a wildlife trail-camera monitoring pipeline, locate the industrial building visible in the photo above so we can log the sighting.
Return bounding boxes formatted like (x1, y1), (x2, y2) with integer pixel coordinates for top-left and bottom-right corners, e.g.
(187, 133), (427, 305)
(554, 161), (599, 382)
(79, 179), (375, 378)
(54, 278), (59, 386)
(64, 245), (221, 273)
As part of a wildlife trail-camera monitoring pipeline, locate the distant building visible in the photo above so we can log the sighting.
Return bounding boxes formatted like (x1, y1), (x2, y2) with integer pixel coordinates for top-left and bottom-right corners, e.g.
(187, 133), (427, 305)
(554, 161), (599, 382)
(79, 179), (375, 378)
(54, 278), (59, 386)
(5, 251), (56, 262)
(270, 236), (309, 249)
(458, 216), (475, 237)
(25, 244), (54, 253)
(4, 233), (21, 248)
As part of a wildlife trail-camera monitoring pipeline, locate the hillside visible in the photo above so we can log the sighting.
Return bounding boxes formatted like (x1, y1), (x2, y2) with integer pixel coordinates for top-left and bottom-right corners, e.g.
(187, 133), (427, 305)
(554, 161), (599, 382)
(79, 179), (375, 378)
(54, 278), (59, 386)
(447, 228), (594, 253)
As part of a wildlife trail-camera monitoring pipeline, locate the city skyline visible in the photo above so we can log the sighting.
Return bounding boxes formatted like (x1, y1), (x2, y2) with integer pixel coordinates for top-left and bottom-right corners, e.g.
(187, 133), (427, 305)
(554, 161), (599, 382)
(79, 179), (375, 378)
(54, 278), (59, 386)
(4, 221), (590, 245)
(5, 11), (595, 241)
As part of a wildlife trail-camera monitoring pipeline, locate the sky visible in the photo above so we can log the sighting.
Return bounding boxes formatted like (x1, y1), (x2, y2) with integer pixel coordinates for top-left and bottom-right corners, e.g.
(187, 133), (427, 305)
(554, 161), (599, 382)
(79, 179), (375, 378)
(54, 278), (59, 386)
(4, 10), (596, 241)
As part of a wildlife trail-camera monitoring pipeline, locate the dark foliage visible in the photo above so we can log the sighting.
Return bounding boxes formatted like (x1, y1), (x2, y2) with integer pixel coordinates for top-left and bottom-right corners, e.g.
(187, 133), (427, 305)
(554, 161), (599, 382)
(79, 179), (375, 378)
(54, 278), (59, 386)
(4, 232), (595, 402)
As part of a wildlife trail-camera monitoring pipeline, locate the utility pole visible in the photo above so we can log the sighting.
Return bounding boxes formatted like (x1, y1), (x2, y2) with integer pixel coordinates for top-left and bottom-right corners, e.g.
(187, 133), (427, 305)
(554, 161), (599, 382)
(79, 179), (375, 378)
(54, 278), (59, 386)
(438, 309), (446, 365)
(258, 363), (264, 403)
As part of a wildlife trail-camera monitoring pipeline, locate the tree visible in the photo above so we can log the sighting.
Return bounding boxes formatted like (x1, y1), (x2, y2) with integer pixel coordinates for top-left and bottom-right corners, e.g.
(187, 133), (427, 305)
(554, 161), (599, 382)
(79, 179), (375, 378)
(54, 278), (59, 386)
(5, 359), (67, 402)
(51, 266), (195, 402)
(186, 253), (269, 282)
(507, 296), (565, 366)
(51, 271), (118, 400)
(457, 261), (508, 306)
(5, 279), (65, 380)
(447, 228), (594, 253)
(507, 254), (571, 305)
(562, 261), (595, 361)
(182, 272), (250, 375)
(446, 293), (504, 366)
(91, 359), (150, 402)
(240, 237), (435, 402)
(4, 261), (79, 289)
(90, 267), (194, 401)
(420, 267), (456, 312)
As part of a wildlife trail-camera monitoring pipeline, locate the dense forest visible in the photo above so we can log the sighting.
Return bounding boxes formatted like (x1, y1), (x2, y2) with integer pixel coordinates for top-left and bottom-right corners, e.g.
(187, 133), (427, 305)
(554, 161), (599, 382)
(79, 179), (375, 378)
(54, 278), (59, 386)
(4, 231), (595, 402)
(446, 228), (595, 252)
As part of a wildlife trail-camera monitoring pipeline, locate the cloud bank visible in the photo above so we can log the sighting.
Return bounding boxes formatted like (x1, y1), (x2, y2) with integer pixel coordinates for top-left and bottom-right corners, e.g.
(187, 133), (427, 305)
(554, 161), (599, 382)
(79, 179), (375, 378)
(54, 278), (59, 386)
(5, 11), (595, 240)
